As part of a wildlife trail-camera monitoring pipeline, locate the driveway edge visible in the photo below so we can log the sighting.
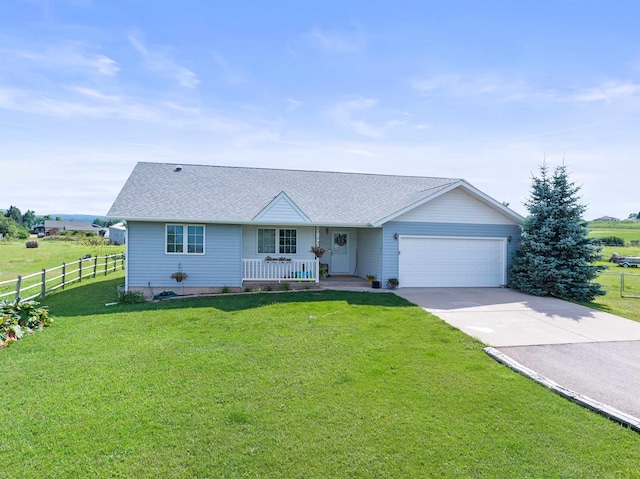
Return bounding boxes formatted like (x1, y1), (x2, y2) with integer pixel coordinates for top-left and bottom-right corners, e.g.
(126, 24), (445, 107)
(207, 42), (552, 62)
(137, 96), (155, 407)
(484, 347), (640, 433)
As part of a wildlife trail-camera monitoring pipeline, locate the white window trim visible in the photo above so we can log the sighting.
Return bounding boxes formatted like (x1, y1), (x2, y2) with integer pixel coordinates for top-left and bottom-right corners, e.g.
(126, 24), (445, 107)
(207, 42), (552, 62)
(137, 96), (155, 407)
(257, 227), (277, 255)
(256, 227), (298, 255)
(165, 224), (206, 255)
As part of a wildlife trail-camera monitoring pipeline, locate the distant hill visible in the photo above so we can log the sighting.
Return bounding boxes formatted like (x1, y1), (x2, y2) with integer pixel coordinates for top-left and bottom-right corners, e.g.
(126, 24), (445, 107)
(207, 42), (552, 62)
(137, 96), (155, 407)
(47, 214), (107, 223)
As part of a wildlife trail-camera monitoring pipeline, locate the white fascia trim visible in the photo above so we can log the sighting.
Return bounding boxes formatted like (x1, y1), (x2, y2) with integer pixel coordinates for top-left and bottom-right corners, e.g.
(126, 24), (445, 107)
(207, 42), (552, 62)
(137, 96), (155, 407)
(119, 217), (377, 228)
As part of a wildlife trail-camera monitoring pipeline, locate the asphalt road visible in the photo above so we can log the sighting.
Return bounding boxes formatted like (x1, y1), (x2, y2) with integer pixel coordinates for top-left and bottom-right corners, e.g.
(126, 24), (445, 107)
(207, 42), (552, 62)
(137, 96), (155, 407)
(498, 341), (640, 419)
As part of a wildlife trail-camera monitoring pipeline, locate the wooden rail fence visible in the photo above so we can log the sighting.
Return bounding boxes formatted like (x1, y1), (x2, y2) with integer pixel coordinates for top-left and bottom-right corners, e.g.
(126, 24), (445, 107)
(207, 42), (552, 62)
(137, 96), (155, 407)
(0, 253), (125, 303)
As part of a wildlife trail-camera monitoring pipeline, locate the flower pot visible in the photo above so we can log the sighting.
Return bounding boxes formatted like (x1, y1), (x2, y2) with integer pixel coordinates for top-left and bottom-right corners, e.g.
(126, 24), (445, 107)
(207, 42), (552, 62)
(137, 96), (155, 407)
(372, 280), (381, 289)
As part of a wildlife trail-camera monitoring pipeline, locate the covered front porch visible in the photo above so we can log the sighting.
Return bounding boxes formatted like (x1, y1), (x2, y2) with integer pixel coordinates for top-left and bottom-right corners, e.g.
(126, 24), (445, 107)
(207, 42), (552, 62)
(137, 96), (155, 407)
(240, 225), (383, 284)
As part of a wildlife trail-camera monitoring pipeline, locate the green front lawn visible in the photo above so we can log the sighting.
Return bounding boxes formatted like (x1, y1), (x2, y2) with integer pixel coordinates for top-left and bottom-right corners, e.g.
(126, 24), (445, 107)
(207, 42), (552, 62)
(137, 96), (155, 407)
(1, 274), (639, 478)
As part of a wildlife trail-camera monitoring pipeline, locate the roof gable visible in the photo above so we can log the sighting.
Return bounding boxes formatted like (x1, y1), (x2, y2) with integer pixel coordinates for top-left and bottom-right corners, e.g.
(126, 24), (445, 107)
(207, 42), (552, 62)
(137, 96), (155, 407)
(392, 185), (520, 225)
(253, 191), (311, 223)
(372, 181), (523, 226)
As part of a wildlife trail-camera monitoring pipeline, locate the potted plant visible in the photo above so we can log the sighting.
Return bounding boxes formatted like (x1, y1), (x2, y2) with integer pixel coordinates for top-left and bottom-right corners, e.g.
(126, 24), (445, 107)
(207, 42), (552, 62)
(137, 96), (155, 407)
(170, 271), (188, 282)
(387, 278), (399, 289)
(319, 264), (328, 279)
(310, 245), (326, 259)
(366, 274), (376, 283)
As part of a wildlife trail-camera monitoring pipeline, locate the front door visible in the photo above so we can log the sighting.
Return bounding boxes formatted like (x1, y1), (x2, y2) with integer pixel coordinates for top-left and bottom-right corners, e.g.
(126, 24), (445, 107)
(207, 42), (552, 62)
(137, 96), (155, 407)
(330, 231), (350, 274)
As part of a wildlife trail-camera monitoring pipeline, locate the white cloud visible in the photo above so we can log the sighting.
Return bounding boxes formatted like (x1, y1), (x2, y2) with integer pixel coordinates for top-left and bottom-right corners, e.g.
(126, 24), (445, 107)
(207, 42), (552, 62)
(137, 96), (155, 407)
(0, 87), (161, 120)
(128, 35), (200, 88)
(2, 43), (119, 76)
(307, 25), (365, 53)
(344, 148), (380, 158)
(328, 98), (405, 138)
(89, 55), (119, 76)
(286, 98), (302, 112)
(71, 86), (121, 102)
(0, 87), (253, 131)
(572, 81), (640, 102)
(211, 52), (246, 84)
(411, 73), (532, 101)
(329, 98), (383, 137)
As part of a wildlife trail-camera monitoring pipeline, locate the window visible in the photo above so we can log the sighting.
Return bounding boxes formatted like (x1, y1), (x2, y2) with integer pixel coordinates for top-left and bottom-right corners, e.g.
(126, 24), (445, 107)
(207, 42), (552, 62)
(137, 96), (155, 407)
(257, 228), (276, 254)
(279, 229), (297, 254)
(166, 224), (204, 254)
(187, 225), (204, 253)
(166, 225), (184, 253)
(258, 228), (297, 254)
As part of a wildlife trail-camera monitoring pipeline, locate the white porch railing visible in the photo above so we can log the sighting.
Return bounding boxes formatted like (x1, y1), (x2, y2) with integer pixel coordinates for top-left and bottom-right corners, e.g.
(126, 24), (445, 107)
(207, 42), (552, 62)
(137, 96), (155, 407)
(242, 259), (319, 282)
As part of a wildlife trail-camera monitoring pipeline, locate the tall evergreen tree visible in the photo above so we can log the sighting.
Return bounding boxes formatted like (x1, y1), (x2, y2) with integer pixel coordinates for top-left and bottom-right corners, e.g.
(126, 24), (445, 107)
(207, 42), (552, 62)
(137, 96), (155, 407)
(5, 205), (22, 224)
(510, 164), (605, 302)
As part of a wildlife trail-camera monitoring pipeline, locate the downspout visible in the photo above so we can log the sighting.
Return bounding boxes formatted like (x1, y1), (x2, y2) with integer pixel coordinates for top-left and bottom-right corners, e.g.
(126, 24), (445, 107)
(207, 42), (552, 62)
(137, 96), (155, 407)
(124, 221), (129, 292)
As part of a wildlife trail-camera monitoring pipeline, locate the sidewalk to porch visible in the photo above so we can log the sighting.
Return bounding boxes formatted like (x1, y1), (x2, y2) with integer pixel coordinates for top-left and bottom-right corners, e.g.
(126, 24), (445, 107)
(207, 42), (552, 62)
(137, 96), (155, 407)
(320, 276), (384, 291)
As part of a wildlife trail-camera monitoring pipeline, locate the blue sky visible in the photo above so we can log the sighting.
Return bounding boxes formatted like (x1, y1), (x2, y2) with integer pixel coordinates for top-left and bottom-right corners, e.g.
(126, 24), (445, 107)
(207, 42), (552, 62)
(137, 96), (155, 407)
(1, 1), (639, 219)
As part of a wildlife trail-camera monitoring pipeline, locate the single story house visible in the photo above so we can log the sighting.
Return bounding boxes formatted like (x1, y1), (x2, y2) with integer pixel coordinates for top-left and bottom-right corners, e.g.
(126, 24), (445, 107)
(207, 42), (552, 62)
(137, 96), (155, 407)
(44, 220), (106, 236)
(107, 162), (523, 296)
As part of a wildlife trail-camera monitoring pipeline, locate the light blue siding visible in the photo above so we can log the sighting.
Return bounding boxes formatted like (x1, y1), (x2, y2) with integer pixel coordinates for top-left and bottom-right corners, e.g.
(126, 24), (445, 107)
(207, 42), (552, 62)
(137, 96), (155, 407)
(356, 228), (382, 280)
(382, 221), (521, 285)
(241, 225), (316, 260)
(127, 221), (242, 288)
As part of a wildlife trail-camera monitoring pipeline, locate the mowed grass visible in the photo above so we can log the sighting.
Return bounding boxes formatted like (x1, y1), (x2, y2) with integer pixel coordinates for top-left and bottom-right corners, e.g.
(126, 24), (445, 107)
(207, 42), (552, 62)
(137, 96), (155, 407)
(1, 274), (640, 478)
(587, 245), (640, 321)
(588, 220), (640, 243)
(0, 240), (124, 281)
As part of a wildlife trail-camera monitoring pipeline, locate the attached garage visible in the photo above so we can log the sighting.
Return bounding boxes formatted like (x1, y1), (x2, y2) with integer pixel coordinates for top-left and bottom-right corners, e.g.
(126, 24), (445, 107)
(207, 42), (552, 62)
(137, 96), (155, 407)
(398, 236), (507, 287)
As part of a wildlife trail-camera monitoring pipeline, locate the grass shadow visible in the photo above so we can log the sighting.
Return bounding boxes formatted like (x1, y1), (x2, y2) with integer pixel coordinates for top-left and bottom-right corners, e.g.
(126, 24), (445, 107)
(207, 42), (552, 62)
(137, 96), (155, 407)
(43, 277), (415, 318)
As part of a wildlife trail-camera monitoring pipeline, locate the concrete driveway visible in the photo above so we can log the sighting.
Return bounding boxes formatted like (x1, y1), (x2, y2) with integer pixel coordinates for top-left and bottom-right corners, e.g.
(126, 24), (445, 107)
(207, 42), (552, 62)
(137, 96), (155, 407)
(394, 287), (640, 347)
(394, 287), (640, 423)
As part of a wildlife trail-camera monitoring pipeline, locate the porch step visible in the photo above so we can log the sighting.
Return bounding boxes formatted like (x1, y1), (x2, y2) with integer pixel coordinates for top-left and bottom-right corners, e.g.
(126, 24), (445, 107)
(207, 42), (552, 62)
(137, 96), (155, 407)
(320, 276), (373, 289)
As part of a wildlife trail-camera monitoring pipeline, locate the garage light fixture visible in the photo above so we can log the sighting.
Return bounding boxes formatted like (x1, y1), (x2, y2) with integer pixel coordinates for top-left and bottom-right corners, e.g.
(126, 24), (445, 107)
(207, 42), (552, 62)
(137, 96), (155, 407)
(394, 233), (398, 240)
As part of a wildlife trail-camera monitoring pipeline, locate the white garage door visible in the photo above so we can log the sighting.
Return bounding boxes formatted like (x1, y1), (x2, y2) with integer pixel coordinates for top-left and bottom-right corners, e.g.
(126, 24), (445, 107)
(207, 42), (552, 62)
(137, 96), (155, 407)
(399, 236), (506, 287)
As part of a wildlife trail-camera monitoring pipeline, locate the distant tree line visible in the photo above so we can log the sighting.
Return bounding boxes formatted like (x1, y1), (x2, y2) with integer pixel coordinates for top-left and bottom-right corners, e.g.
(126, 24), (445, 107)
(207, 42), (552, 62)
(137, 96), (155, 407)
(1, 206), (121, 240)
(0, 206), (38, 239)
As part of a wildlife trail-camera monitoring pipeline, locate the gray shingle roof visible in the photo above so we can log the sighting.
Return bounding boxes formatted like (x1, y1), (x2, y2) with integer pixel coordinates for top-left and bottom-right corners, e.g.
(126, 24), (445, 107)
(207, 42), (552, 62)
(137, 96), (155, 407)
(107, 162), (491, 225)
(44, 220), (102, 232)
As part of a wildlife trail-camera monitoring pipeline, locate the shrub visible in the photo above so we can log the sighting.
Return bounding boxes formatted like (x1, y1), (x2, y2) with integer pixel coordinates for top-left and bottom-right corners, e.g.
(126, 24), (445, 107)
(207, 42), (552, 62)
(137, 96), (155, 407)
(81, 237), (108, 247)
(221, 286), (231, 294)
(1, 300), (52, 348)
(117, 290), (146, 304)
(281, 282), (291, 291)
(25, 240), (39, 248)
(593, 236), (625, 246)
